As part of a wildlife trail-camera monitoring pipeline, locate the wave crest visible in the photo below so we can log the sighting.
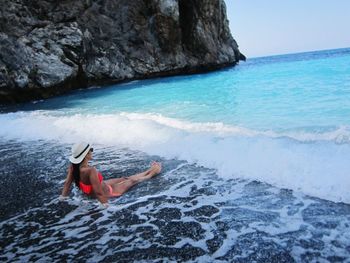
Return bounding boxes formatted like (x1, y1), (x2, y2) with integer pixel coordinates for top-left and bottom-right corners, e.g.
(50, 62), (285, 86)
(1, 111), (349, 203)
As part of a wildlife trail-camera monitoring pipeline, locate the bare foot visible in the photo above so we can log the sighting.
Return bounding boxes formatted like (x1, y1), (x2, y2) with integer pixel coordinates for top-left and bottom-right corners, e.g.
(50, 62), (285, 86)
(151, 161), (162, 175)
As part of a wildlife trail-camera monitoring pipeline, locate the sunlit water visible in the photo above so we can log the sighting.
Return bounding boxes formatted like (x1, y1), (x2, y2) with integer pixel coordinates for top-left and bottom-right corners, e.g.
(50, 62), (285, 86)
(1, 48), (350, 262)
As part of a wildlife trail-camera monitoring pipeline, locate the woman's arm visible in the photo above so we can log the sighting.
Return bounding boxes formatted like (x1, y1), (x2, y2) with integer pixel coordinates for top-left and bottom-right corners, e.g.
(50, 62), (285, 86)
(89, 168), (108, 204)
(61, 164), (73, 197)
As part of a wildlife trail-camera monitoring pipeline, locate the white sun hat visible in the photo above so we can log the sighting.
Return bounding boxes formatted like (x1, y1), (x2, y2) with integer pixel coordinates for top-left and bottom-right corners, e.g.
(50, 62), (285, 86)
(69, 142), (92, 164)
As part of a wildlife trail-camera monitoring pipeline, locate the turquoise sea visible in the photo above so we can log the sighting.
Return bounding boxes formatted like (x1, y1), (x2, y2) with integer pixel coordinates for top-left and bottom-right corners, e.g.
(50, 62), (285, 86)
(1, 48), (350, 262)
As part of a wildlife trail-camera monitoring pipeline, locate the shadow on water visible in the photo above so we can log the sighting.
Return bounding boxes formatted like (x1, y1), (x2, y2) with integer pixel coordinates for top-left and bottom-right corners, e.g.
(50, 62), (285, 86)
(1, 81), (146, 113)
(0, 68), (228, 114)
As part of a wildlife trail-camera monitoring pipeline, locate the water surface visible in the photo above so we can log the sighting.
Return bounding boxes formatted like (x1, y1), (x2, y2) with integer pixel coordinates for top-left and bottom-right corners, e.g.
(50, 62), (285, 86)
(1, 48), (350, 262)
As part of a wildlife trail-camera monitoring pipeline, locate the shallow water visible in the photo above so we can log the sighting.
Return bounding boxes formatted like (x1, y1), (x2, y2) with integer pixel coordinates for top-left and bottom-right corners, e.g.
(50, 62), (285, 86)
(1, 141), (349, 262)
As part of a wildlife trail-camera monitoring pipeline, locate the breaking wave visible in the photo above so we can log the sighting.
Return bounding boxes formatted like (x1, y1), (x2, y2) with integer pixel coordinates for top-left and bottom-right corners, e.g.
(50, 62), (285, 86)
(1, 110), (349, 203)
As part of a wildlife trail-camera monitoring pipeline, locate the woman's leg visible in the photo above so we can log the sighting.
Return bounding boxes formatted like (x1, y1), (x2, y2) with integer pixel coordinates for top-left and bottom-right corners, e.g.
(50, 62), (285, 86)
(104, 177), (127, 186)
(127, 162), (161, 182)
(105, 162), (161, 185)
(109, 162), (162, 196)
(109, 179), (139, 196)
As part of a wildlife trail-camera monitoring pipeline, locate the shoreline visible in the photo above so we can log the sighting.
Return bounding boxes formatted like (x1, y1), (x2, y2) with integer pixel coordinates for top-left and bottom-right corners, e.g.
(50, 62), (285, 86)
(0, 60), (240, 106)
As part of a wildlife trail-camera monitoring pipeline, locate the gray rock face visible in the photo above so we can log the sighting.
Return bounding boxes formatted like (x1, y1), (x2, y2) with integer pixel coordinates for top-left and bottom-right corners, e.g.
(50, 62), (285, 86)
(0, 0), (245, 104)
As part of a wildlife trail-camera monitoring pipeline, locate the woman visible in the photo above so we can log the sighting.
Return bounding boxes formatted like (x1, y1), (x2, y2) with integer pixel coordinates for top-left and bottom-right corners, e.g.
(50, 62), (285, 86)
(60, 142), (161, 207)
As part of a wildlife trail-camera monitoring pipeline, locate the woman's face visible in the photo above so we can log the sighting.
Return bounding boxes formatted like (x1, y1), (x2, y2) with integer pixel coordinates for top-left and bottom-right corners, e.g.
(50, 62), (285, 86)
(86, 148), (93, 160)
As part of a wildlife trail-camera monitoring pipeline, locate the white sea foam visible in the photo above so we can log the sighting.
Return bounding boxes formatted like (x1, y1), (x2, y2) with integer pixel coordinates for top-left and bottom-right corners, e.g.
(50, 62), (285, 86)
(1, 111), (350, 203)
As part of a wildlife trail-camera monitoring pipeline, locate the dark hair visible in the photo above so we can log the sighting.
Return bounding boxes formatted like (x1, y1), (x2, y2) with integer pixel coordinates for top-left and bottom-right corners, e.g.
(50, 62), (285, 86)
(72, 163), (81, 187)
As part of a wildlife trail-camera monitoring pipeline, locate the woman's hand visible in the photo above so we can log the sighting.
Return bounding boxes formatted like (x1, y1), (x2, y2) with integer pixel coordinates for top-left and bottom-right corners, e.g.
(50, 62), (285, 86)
(99, 202), (109, 209)
(58, 195), (68, 201)
(61, 164), (74, 197)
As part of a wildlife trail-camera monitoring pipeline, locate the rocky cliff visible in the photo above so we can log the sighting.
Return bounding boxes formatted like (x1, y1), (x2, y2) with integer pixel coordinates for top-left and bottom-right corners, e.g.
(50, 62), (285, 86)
(0, 0), (245, 104)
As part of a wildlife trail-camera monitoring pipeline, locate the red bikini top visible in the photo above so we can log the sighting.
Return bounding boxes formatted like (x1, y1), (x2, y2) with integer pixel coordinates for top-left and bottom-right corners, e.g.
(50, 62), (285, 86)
(79, 172), (103, 194)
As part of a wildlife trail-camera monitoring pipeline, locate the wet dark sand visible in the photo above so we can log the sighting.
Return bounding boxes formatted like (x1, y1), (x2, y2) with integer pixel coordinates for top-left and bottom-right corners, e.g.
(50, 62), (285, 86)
(1, 140), (349, 262)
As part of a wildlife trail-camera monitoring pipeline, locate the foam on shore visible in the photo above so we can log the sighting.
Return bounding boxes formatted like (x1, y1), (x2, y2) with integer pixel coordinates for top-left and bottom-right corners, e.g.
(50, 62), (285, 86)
(1, 110), (349, 203)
